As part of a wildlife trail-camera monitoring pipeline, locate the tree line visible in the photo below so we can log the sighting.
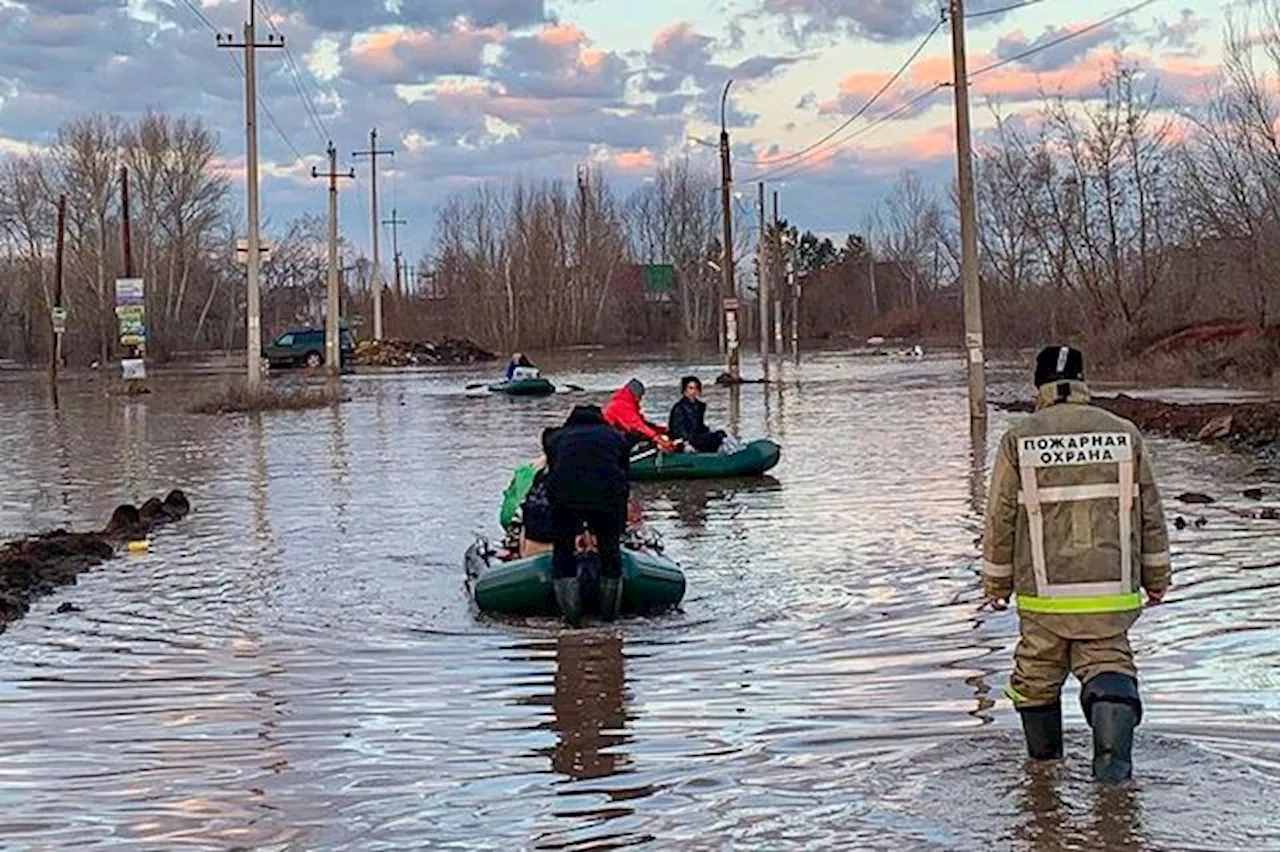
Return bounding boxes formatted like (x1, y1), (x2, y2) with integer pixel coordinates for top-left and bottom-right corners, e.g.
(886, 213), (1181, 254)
(5, 12), (1280, 363)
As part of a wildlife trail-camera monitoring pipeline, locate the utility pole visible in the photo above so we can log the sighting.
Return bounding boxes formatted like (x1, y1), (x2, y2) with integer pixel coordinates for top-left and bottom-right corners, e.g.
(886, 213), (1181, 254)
(353, 129), (394, 340)
(312, 141), (354, 376)
(218, 3), (282, 395)
(719, 79), (740, 380)
(772, 191), (783, 352)
(382, 208), (407, 297)
(948, 0), (987, 421)
(51, 194), (66, 387)
(868, 247), (879, 319)
(752, 180), (762, 353)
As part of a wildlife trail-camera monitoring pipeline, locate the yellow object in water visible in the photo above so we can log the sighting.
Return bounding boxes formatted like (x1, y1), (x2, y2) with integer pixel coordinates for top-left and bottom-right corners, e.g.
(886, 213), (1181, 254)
(126, 540), (149, 554)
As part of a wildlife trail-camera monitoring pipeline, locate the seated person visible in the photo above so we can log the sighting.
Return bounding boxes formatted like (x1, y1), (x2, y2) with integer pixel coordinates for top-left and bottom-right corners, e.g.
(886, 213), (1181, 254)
(603, 378), (675, 451)
(504, 352), (536, 380)
(668, 375), (728, 453)
(499, 427), (557, 556)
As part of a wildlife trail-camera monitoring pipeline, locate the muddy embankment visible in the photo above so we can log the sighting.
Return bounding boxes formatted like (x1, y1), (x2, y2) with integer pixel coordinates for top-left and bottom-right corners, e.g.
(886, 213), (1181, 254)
(0, 490), (190, 634)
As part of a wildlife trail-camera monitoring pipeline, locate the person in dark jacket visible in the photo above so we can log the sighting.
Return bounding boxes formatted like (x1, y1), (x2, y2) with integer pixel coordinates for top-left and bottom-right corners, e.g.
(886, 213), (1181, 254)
(668, 376), (727, 453)
(546, 404), (632, 624)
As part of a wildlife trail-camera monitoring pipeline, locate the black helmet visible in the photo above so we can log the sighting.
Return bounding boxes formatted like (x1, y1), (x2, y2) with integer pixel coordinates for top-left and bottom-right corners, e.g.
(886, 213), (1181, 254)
(1034, 345), (1084, 388)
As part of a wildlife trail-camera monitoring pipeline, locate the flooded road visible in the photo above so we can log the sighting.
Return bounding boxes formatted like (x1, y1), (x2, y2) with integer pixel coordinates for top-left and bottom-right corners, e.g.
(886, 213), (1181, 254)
(1, 351), (1278, 850)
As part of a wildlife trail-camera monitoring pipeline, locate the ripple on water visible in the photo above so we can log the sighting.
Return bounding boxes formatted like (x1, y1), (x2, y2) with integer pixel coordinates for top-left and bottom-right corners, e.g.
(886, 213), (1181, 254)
(0, 356), (1277, 848)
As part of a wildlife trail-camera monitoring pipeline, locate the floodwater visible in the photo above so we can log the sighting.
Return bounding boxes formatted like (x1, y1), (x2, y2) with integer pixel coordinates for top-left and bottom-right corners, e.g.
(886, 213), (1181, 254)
(1, 351), (1279, 851)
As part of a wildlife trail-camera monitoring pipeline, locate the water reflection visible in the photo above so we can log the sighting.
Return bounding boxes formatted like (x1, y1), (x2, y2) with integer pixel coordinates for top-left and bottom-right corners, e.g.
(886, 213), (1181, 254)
(545, 630), (630, 782)
(1016, 768), (1143, 852)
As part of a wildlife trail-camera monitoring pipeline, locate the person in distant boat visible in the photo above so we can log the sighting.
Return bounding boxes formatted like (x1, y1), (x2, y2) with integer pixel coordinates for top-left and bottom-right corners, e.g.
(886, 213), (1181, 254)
(504, 352), (537, 381)
(603, 379), (675, 451)
(499, 427), (557, 557)
(982, 345), (1171, 783)
(668, 376), (727, 453)
(546, 405), (632, 624)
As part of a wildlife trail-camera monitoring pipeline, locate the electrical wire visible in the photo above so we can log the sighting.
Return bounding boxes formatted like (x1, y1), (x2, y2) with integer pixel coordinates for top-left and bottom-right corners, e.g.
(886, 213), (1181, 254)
(177, 0), (306, 162)
(744, 0), (1166, 182)
(255, 0), (333, 149)
(970, 0), (1161, 78)
(740, 17), (945, 169)
(966, 0), (1049, 19)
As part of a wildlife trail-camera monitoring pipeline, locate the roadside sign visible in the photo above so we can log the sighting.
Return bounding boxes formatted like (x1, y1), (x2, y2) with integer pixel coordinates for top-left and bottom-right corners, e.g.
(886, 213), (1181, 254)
(115, 277), (143, 306)
(51, 307), (67, 334)
(121, 358), (146, 381)
(723, 297), (740, 311)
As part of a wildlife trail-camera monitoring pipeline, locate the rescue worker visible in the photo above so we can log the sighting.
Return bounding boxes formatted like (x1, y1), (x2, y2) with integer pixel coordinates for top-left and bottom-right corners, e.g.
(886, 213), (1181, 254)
(504, 352), (535, 381)
(668, 376), (728, 453)
(603, 378), (676, 451)
(546, 405), (632, 626)
(982, 345), (1171, 782)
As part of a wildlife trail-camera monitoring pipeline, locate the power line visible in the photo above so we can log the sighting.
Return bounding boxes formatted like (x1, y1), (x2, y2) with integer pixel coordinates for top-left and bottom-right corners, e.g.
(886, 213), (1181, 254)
(966, 0), (1049, 19)
(741, 17), (945, 170)
(970, 0), (1162, 78)
(744, 0), (1166, 183)
(255, 0), (332, 147)
(178, 0), (305, 162)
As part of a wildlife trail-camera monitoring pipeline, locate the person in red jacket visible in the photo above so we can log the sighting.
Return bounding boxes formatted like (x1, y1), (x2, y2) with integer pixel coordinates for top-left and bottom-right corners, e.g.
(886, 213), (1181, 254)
(604, 379), (675, 450)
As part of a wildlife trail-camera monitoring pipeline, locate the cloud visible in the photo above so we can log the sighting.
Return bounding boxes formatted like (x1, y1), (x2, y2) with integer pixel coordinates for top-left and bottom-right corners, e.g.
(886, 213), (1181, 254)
(346, 24), (502, 83)
(993, 22), (1130, 73)
(641, 22), (801, 125)
(1148, 8), (1212, 55)
(759, 0), (1023, 44)
(269, 0), (548, 34)
(494, 23), (631, 99)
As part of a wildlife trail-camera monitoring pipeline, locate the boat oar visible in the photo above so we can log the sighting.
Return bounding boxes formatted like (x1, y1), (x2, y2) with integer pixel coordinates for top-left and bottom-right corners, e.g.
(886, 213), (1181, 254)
(466, 382), (492, 390)
(557, 383), (585, 393)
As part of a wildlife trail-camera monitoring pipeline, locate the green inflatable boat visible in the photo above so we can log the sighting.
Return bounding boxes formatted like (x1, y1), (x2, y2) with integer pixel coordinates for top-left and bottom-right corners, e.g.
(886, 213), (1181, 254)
(629, 438), (781, 482)
(465, 541), (686, 617)
(488, 376), (556, 397)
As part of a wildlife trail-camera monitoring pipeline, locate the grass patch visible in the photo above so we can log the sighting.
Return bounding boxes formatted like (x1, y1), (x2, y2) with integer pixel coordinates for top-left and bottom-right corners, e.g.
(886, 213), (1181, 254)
(189, 382), (347, 414)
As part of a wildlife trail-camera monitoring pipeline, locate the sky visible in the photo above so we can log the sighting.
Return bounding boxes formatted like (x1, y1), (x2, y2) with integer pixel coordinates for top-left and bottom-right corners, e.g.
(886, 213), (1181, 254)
(0, 0), (1233, 267)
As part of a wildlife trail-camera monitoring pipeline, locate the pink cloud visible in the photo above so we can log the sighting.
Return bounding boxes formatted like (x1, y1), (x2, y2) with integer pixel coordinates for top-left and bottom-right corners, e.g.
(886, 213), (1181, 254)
(348, 24), (502, 83)
(610, 149), (658, 172)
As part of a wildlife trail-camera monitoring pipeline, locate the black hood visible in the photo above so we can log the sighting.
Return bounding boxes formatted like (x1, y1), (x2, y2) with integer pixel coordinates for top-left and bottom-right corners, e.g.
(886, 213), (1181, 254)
(564, 404), (606, 427)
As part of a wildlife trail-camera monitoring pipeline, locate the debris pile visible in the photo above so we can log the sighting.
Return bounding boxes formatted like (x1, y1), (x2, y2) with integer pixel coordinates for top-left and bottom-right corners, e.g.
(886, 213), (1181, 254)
(355, 337), (496, 367)
(0, 490), (191, 633)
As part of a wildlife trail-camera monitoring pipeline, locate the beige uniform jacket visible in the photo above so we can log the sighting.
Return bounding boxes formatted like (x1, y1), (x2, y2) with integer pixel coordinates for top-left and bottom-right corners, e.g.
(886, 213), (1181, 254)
(982, 381), (1172, 639)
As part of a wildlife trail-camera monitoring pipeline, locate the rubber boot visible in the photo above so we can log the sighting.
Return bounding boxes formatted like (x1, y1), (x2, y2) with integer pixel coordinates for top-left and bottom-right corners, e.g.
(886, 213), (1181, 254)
(1081, 673), (1142, 783)
(553, 577), (582, 628)
(1018, 702), (1064, 760)
(598, 576), (623, 622)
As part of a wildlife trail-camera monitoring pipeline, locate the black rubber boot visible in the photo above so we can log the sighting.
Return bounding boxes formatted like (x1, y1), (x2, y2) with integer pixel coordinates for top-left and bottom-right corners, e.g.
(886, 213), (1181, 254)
(1018, 702), (1064, 760)
(1081, 673), (1142, 783)
(598, 577), (623, 622)
(553, 577), (582, 628)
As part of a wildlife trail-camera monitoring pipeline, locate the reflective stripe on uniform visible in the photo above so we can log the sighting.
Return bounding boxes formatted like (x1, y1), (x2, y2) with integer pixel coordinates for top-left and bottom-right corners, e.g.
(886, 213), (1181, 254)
(1142, 551), (1170, 567)
(1017, 592), (1141, 614)
(1005, 684), (1028, 704)
(1016, 482), (1119, 504)
(982, 560), (1013, 578)
(1014, 432), (1139, 613)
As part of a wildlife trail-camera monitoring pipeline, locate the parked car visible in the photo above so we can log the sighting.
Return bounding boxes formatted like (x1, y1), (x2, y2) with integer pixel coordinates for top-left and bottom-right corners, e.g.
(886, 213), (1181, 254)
(263, 328), (355, 369)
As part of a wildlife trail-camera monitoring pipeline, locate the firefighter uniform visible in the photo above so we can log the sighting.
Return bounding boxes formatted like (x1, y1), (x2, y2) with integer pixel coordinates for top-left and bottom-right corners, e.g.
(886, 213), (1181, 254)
(982, 347), (1171, 781)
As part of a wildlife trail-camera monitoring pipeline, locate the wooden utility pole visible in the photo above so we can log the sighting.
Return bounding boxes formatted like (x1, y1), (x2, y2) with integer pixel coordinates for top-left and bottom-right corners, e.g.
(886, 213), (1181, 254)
(217, 2), (283, 394)
(50, 194), (66, 386)
(948, 0), (987, 421)
(312, 141), (355, 376)
(719, 79), (740, 380)
(353, 129), (394, 340)
(121, 166), (134, 278)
